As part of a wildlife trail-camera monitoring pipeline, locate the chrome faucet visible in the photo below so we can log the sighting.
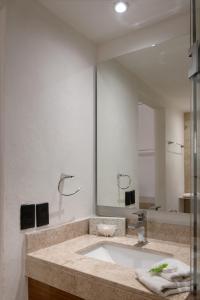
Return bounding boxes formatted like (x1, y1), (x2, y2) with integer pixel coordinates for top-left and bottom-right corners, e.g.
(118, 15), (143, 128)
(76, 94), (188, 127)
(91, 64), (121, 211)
(128, 210), (148, 246)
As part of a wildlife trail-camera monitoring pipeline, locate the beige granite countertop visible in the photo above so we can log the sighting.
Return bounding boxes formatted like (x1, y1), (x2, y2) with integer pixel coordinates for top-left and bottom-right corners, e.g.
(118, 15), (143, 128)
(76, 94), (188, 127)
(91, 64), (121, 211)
(26, 235), (191, 300)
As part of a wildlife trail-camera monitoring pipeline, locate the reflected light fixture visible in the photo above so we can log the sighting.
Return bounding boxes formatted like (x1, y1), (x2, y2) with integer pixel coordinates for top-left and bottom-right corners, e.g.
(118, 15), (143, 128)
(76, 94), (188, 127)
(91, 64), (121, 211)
(114, 1), (128, 13)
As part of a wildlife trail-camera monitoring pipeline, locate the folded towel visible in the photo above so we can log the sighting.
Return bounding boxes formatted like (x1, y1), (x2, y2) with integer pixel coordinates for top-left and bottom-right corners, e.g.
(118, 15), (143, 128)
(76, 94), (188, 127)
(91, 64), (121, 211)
(135, 269), (191, 297)
(151, 258), (191, 282)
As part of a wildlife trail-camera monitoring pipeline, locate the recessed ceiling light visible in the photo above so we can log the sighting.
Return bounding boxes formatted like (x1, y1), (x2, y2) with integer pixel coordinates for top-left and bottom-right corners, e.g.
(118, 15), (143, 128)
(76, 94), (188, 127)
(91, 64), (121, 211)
(114, 1), (128, 13)
(151, 44), (157, 47)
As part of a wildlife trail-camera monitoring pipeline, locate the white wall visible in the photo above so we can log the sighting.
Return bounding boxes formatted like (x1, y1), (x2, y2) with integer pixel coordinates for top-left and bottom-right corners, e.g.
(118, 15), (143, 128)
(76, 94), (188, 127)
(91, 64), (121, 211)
(165, 109), (184, 211)
(154, 108), (166, 210)
(154, 108), (184, 211)
(138, 104), (155, 150)
(1, 0), (96, 299)
(138, 104), (185, 212)
(97, 60), (139, 207)
(138, 104), (155, 200)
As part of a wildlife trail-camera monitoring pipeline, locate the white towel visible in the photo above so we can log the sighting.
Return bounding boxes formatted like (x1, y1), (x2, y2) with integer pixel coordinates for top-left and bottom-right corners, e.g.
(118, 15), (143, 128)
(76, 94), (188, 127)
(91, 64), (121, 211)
(135, 269), (191, 297)
(151, 258), (191, 282)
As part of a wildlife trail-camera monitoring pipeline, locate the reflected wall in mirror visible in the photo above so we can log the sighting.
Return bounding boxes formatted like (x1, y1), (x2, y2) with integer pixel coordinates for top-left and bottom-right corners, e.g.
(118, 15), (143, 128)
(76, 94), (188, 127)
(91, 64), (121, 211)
(97, 34), (191, 214)
(138, 103), (156, 210)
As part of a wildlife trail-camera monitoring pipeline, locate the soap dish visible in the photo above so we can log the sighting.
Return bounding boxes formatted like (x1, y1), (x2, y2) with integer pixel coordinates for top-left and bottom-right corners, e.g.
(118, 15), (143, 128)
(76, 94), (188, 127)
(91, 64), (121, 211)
(97, 224), (117, 237)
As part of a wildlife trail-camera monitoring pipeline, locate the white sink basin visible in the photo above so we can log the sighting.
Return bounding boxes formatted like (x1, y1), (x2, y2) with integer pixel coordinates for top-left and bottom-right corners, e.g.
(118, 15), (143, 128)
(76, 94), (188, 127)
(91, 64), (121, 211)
(80, 243), (171, 269)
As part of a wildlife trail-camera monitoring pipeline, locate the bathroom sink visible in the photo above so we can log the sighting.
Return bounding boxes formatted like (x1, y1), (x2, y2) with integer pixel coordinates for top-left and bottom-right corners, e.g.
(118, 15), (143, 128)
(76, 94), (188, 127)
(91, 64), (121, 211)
(80, 243), (170, 269)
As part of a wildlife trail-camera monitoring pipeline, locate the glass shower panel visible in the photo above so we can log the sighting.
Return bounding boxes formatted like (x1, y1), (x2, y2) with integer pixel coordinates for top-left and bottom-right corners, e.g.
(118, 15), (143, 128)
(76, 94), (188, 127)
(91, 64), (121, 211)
(196, 4), (200, 287)
(196, 1), (200, 295)
(192, 0), (200, 296)
(197, 69), (200, 296)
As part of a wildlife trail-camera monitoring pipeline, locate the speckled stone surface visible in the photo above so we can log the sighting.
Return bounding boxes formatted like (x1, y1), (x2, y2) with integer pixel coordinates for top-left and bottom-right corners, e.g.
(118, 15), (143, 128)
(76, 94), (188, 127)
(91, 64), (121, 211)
(89, 217), (126, 236)
(147, 221), (191, 244)
(26, 219), (89, 253)
(26, 234), (191, 300)
(127, 220), (191, 244)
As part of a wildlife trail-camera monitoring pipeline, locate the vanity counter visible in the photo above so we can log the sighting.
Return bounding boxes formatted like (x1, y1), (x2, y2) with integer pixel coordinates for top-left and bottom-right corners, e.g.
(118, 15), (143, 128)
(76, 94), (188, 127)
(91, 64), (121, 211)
(26, 234), (191, 300)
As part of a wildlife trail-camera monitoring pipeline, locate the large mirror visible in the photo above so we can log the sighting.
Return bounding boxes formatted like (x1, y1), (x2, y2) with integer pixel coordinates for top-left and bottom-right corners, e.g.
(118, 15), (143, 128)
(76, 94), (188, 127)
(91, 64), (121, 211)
(97, 34), (191, 214)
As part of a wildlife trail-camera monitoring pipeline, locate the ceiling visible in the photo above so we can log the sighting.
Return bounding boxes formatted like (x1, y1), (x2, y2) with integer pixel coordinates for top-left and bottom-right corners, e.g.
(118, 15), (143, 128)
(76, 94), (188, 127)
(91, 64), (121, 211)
(37, 0), (191, 112)
(38, 0), (190, 44)
(117, 35), (191, 112)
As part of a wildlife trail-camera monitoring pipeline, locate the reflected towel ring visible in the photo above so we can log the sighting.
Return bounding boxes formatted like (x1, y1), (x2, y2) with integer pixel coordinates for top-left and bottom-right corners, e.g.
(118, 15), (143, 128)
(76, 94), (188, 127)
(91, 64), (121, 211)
(58, 174), (80, 196)
(117, 173), (131, 190)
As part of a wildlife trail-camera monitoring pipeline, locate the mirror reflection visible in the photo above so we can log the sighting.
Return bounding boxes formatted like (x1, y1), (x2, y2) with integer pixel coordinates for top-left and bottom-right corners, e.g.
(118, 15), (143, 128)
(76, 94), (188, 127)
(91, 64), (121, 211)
(97, 34), (191, 213)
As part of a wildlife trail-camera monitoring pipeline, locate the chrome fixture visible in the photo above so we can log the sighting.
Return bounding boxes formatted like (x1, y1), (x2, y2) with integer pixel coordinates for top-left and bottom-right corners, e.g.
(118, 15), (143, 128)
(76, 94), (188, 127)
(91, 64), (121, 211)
(58, 174), (80, 196)
(117, 173), (131, 190)
(128, 210), (148, 246)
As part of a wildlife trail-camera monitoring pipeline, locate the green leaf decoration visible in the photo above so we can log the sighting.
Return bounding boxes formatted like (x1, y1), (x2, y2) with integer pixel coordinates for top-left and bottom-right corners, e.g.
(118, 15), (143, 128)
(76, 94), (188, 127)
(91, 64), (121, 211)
(149, 263), (169, 275)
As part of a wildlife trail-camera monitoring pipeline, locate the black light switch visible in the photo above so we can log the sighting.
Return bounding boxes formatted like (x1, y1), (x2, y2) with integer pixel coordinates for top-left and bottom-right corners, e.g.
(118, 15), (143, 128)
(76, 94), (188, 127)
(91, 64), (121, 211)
(125, 190), (135, 206)
(36, 203), (49, 227)
(20, 204), (35, 230)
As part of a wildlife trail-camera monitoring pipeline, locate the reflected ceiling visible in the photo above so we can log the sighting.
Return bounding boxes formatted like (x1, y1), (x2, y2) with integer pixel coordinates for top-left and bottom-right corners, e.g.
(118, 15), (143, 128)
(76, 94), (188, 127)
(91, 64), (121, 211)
(38, 0), (190, 43)
(117, 35), (190, 112)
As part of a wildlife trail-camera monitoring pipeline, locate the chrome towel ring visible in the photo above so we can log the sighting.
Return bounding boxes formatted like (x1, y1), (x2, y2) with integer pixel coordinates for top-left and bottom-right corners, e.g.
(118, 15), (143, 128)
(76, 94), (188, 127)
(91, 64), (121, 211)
(58, 174), (81, 196)
(117, 173), (131, 190)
